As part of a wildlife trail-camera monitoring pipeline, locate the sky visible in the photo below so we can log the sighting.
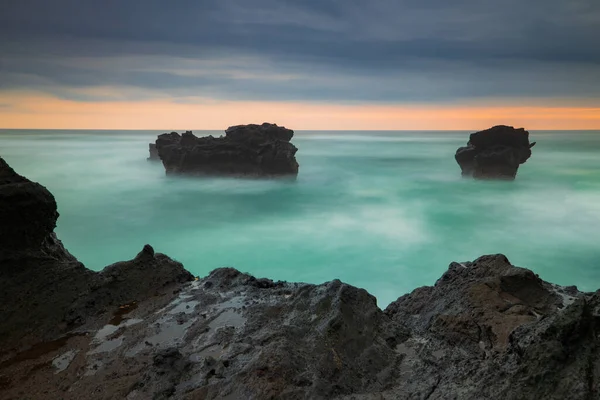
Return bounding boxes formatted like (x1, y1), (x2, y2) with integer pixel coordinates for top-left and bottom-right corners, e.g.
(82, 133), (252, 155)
(1, 0), (599, 130)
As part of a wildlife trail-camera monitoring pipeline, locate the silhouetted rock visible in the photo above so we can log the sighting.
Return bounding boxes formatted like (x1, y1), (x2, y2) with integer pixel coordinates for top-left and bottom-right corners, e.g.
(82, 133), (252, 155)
(1, 157), (598, 400)
(0, 156), (193, 352)
(153, 123), (299, 177)
(0, 157), (60, 254)
(455, 125), (536, 179)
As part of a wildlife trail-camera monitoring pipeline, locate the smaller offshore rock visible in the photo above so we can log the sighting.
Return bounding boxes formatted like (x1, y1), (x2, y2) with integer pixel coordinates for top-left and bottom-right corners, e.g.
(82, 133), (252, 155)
(148, 143), (159, 161)
(455, 125), (536, 179)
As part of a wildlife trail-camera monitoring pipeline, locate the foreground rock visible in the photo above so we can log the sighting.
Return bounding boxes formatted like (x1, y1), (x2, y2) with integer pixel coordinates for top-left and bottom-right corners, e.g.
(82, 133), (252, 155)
(0, 156), (193, 354)
(1, 157), (598, 399)
(455, 125), (536, 179)
(152, 123), (299, 177)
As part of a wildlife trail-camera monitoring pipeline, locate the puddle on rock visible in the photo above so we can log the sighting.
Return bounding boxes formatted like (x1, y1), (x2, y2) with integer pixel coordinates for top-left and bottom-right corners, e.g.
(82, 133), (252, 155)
(93, 319), (143, 343)
(190, 345), (224, 362)
(52, 350), (78, 373)
(0, 333), (85, 370)
(109, 301), (138, 326)
(125, 318), (195, 357)
(146, 320), (194, 347)
(214, 296), (245, 311)
(155, 292), (194, 315)
(208, 310), (246, 330)
(169, 300), (200, 315)
(87, 337), (124, 355)
(93, 325), (119, 343)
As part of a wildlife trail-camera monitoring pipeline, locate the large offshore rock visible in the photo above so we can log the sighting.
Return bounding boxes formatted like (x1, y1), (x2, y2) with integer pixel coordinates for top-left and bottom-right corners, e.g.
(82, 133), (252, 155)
(455, 125), (536, 179)
(153, 123), (299, 177)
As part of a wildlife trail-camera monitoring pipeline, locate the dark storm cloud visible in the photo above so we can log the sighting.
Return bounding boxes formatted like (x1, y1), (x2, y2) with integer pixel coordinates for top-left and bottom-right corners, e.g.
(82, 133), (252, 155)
(1, 0), (599, 102)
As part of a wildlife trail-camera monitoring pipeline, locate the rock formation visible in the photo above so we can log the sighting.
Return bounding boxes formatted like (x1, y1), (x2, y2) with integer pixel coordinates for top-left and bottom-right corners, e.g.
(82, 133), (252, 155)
(151, 123), (299, 177)
(148, 143), (159, 161)
(1, 156), (598, 400)
(0, 156), (193, 353)
(455, 125), (536, 179)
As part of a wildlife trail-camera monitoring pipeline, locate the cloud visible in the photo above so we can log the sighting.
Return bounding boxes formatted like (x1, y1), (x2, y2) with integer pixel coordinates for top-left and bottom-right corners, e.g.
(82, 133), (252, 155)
(1, 53), (599, 104)
(0, 0), (599, 104)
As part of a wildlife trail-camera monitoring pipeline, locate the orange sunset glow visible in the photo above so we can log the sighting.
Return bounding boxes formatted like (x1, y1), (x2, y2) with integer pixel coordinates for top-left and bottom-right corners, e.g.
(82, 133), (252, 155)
(2, 93), (599, 130)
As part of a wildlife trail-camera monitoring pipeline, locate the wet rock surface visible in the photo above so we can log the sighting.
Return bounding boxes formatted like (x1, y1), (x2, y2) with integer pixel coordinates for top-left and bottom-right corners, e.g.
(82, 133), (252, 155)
(1, 156), (598, 399)
(455, 125), (536, 179)
(152, 123), (299, 177)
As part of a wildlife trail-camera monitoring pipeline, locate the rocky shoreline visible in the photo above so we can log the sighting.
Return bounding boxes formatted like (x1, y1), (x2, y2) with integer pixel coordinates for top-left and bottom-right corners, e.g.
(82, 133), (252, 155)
(0, 155), (598, 399)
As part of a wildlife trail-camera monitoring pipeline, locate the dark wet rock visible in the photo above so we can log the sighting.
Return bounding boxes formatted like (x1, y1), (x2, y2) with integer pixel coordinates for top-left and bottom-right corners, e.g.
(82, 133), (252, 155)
(245, 275), (285, 289)
(148, 143), (159, 161)
(135, 348), (190, 400)
(155, 131), (181, 149)
(65, 245), (194, 329)
(101, 243), (192, 293)
(8, 256), (589, 400)
(152, 123), (299, 177)
(3, 249), (599, 400)
(1, 157), (598, 400)
(0, 156), (193, 353)
(382, 254), (598, 400)
(153, 348), (188, 372)
(0, 157), (60, 254)
(0, 156), (92, 348)
(455, 125), (535, 179)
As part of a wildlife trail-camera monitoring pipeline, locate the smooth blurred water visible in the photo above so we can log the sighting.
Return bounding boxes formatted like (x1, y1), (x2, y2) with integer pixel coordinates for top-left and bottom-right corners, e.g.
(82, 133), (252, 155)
(1, 129), (599, 306)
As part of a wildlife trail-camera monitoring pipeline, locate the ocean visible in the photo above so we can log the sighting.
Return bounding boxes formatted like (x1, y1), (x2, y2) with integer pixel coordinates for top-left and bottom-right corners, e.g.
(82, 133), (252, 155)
(1, 129), (599, 306)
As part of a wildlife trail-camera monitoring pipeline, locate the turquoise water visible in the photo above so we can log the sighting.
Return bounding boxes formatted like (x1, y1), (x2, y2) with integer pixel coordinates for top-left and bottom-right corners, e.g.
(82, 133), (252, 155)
(1, 129), (599, 306)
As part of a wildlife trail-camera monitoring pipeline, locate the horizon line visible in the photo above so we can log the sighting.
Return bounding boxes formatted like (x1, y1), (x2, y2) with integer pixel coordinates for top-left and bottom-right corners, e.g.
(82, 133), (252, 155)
(1, 128), (600, 132)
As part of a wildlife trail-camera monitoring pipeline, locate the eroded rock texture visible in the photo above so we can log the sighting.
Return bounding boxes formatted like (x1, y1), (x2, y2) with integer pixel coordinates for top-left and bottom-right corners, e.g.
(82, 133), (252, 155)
(455, 125), (536, 179)
(152, 123), (299, 177)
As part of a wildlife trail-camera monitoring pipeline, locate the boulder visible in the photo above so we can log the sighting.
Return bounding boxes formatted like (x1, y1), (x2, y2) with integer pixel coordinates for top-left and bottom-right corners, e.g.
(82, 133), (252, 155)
(383, 254), (598, 400)
(153, 123), (299, 177)
(455, 125), (536, 179)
